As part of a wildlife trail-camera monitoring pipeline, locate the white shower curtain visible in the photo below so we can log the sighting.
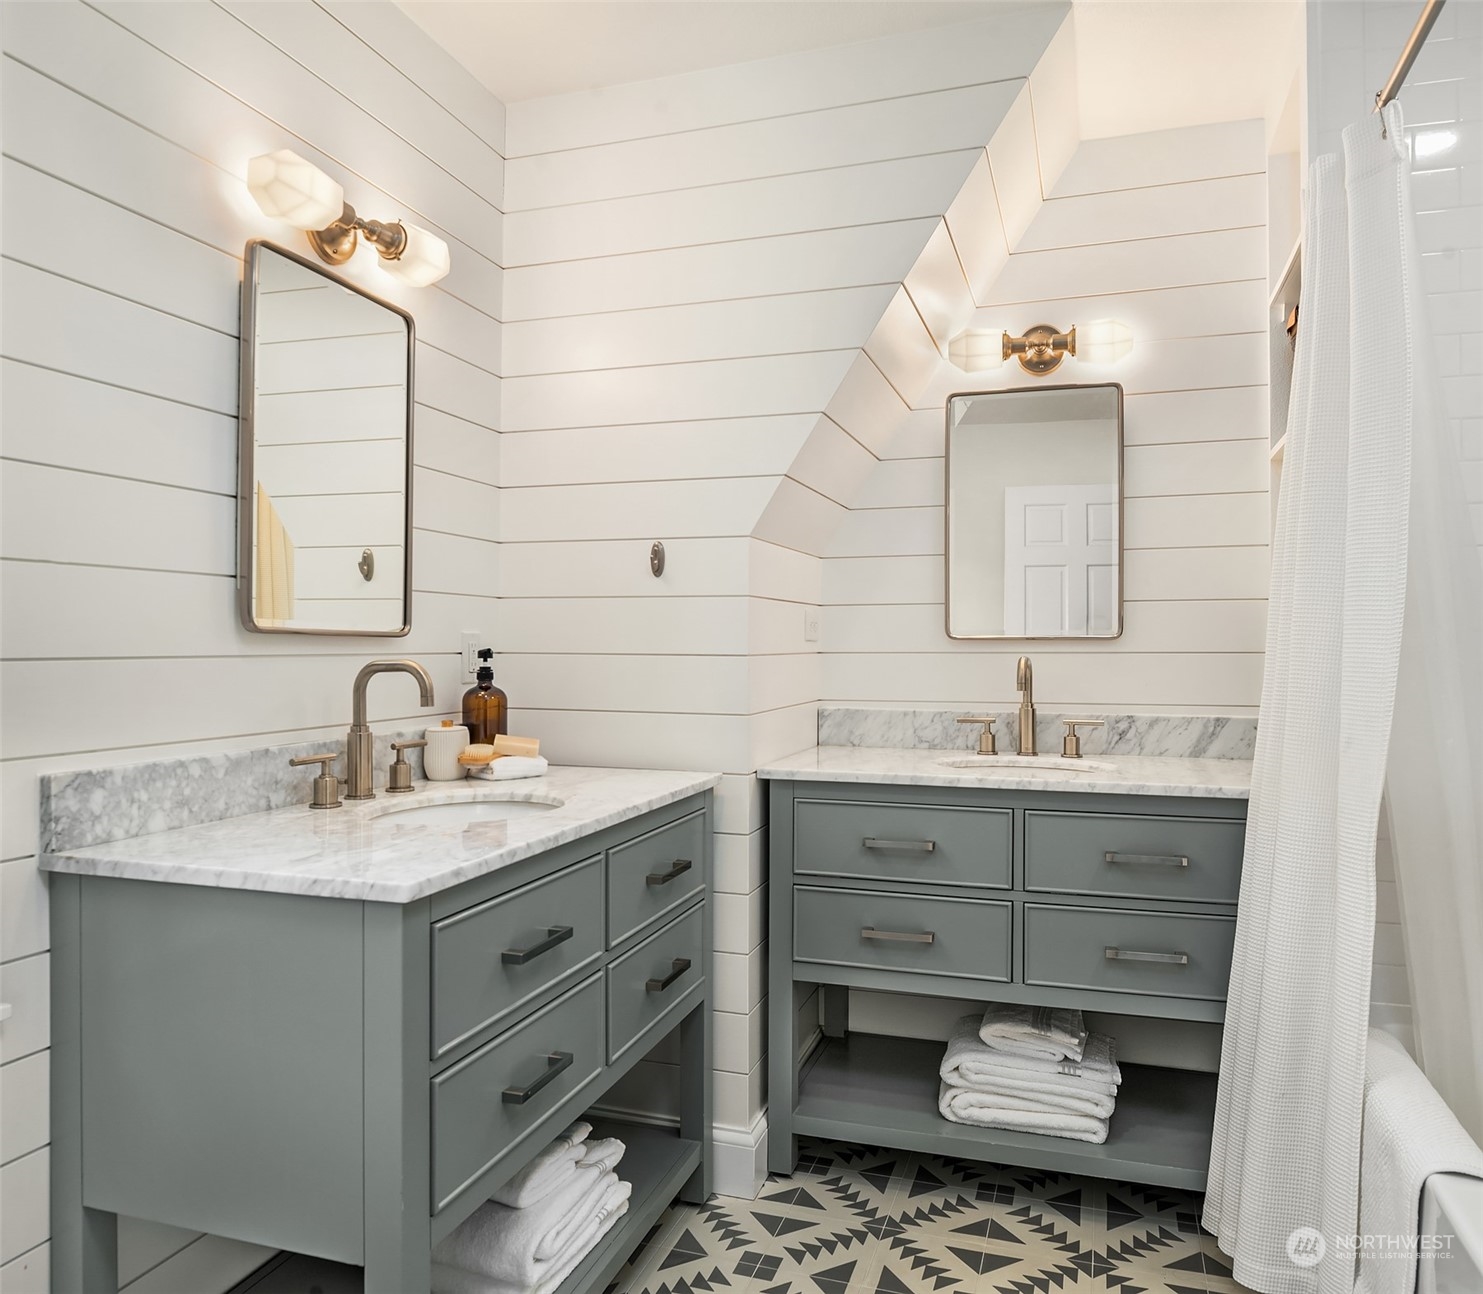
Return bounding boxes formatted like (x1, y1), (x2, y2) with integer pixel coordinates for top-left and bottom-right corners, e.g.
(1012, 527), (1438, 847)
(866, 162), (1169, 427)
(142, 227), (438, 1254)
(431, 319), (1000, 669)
(1203, 104), (1425, 1294)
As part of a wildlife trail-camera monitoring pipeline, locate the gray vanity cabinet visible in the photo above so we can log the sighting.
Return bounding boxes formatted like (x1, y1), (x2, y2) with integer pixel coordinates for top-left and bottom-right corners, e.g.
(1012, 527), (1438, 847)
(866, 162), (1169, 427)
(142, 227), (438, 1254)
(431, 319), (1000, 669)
(49, 794), (713, 1294)
(766, 780), (1246, 1191)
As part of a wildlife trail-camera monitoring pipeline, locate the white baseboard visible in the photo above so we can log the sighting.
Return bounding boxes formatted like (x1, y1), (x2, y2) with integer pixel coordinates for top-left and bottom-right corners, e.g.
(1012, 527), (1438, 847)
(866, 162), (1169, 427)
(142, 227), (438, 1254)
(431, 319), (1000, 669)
(713, 1111), (769, 1200)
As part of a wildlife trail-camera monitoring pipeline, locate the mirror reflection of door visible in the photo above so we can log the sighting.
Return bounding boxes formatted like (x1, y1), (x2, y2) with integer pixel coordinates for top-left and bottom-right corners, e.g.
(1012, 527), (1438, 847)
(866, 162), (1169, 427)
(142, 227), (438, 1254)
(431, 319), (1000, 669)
(945, 384), (1123, 640)
(1002, 484), (1118, 636)
(241, 243), (414, 635)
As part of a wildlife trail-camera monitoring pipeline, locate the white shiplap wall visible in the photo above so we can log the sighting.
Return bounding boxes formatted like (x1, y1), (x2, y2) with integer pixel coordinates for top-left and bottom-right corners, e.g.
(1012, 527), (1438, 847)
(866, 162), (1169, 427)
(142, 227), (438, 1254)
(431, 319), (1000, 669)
(820, 120), (1272, 717)
(497, 8), (1076, 1184)
(0, 3), (503, 1289)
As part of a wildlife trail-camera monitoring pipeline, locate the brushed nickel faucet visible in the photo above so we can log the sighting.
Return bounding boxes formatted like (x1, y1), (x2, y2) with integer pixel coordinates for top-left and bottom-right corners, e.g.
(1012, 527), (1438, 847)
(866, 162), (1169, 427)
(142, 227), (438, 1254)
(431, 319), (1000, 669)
(346, 660), (435, 799)
(1016, 656), (1037, 755)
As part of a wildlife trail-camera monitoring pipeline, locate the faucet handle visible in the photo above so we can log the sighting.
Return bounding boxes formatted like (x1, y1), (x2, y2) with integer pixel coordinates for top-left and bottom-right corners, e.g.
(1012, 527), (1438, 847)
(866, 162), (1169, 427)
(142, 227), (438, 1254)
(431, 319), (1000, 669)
(289, 753), (344, 809)
(956, 715), (998, 756)
(387, 739), (427, 795)
(1061, 719), (1104, 759)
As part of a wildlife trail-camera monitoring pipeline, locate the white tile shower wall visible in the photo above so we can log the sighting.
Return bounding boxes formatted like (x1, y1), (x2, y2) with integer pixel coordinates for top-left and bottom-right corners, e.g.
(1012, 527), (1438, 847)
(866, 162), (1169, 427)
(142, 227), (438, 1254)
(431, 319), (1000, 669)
(498, 10), (1073, 1171)
(0, 3), (504, 1288)
(1307, 0), (1482, 1037)
(819, 120), (1272, 717)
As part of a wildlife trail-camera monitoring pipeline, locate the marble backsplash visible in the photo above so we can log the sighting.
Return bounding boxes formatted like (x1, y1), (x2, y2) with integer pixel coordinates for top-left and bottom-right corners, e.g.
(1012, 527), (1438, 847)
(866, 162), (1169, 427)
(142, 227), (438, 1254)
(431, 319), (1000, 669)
(41, 729), (431, 855)
(817, 708), (1257, 760)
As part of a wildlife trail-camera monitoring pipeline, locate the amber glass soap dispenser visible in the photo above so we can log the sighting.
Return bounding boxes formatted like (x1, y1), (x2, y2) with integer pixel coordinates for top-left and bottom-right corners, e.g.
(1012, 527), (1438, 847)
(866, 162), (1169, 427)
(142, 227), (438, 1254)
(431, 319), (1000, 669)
(462, 648), (508, 744)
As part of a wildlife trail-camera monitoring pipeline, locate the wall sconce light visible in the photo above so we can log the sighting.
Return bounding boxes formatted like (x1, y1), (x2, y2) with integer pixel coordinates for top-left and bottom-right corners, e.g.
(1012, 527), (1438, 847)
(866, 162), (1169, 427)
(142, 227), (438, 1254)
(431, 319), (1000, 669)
(948, 319), (1133, 376)
(246, 149), (451, 287)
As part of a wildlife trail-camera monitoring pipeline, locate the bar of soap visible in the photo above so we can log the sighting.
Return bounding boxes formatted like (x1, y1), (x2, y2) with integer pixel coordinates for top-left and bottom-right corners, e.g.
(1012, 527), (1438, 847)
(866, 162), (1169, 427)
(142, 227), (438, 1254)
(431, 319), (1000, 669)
(492, 734), (541, 758)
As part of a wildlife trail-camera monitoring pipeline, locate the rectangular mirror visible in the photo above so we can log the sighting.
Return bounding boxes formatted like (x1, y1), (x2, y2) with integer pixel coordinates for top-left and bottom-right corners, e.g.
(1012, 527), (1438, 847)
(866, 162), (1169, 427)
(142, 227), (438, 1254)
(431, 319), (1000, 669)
(238, 240), (414, 636)
(946, 383), (1123, 639)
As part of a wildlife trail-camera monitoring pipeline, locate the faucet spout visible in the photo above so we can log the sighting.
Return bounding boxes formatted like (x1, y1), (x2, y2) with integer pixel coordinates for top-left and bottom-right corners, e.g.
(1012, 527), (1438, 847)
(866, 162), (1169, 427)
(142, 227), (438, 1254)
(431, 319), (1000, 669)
(1016, 656), (1037, 756)
(346, 659), (436, 799)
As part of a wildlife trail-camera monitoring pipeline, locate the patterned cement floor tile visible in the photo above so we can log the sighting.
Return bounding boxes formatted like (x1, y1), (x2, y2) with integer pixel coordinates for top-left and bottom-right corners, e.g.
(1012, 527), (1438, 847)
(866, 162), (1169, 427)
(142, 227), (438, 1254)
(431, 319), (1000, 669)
(614, 1141), (1250, 1294)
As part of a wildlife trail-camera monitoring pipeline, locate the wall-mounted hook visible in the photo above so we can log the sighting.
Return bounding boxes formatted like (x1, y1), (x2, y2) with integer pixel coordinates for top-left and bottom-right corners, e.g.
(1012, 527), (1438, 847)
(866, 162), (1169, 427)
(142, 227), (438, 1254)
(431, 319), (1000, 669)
(649, 541), (666, 577)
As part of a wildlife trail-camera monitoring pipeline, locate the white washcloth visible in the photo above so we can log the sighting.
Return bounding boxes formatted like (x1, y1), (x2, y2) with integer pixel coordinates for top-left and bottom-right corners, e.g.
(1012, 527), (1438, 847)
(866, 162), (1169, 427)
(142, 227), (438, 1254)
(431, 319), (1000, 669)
(939, 1082), (1109, 1144)
(977, 1003), (1087, 1062)
(1355, 1029), (1483, 1294)
(470, 756), (549, 781)
(943, 1016), (1120, 1094)
(432, 1181), (630, 1294)
(433, 1166), (623, 1287)
(490, 1122), (592, 1209)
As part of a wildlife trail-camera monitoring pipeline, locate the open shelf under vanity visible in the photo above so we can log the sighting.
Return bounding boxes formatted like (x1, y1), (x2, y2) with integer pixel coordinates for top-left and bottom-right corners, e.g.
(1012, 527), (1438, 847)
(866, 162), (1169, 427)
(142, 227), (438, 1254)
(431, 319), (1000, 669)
(231, 1118), (702, 1294)
(794, 1033), (1217, 1192)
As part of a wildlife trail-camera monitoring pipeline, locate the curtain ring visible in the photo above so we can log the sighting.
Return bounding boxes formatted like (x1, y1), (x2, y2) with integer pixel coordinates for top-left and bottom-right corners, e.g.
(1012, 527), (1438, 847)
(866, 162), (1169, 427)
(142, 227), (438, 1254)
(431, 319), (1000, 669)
(1376, 93), (1389, 139)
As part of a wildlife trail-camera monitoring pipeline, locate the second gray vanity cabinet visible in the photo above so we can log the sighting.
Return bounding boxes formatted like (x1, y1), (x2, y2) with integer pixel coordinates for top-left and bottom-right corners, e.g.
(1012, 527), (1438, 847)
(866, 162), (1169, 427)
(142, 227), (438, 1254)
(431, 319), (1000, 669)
(430, 972), (606, 1215)
(1024, 810), (1244, 904)
(430, 854), (606, 1059)
(607, 808), (707, 945)
(794, 886), (1013, 981)
(794, 797), (1012, 889)
(1023, 904), (1238, 1001)
(607, 903), (705, 1062)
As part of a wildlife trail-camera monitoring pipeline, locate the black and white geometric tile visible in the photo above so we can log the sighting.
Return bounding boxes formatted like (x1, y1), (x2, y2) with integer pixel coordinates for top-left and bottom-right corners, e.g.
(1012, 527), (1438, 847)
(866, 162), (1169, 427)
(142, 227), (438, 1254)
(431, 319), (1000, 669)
(604, 1139), (1252, 1294)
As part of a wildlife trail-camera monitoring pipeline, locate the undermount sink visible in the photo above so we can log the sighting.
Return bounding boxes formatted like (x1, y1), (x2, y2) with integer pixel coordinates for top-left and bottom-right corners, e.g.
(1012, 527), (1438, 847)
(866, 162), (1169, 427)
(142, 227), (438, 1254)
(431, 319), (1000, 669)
(937, 754), (1117, 774)
(370, 794), (565, 825)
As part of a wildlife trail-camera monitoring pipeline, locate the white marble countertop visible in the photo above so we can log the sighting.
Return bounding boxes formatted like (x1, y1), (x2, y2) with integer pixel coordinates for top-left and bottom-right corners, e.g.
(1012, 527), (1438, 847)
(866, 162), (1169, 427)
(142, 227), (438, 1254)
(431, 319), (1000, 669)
(757, 746), (1252, 798)
(41, 766), (720, 904)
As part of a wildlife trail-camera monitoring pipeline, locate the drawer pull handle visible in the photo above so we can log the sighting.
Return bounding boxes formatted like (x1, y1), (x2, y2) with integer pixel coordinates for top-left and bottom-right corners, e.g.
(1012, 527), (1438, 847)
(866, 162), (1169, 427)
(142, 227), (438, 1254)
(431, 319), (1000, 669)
(1105, 946), (1189, 965)
(646, 858), (693, 886)
(861, 927), (936, 944)
(501, 925), (574, 965)
(862, 838), (936, 853)
(1105, 851), (1189, 868)
(502, 1051), (574, 1105)
(646, 957), (693, 993)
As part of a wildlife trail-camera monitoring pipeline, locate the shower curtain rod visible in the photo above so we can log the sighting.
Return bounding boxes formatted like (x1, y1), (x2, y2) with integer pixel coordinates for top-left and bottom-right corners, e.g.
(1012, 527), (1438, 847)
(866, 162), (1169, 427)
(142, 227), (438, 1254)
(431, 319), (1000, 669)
(1374, 0), (1448, 112)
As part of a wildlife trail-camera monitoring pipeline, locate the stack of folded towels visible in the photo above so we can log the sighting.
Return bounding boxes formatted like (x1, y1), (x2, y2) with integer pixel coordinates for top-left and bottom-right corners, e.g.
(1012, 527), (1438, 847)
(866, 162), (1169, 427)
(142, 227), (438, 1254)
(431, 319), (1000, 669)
(938, 1005), (1121, 1144)
(432, 1122), (631, 1294)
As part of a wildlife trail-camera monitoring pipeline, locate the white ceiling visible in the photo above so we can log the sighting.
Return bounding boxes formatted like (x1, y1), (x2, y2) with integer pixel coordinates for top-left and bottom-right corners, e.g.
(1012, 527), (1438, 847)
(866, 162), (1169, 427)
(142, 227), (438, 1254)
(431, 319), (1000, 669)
(398, 0), (1304, 137)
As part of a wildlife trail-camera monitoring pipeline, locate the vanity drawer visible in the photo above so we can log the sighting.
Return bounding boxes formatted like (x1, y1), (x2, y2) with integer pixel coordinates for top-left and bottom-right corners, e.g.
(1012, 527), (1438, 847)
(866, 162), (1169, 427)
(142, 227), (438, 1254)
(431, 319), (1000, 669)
(794, 886), (1011, 982)
(1025, 811), (1243, 904)
(1023, 904), (1237, 1001)
(794, 798), (1011, 889)
(430, 973), (604, 1214)
(430, 855), (605, 1060)
(606, 904), (704, 1063)
(607, 808), (706, 945)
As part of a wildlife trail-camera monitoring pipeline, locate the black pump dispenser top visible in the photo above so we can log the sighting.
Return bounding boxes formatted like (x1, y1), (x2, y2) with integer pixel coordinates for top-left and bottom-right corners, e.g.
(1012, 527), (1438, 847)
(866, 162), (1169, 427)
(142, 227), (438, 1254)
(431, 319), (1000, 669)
(476, 647), (494, 685)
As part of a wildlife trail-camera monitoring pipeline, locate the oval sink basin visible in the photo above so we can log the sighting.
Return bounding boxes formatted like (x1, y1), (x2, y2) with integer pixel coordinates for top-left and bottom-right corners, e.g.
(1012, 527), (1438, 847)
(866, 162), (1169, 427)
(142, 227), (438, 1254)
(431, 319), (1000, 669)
(937, 755), (1116, 774)
(371, 795), (565, 825)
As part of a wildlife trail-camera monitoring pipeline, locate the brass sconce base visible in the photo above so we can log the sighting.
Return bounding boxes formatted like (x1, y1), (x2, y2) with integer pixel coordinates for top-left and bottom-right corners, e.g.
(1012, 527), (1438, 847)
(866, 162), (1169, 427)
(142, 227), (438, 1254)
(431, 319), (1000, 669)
(306, 203), (409, 267)
(1005, 323), (1077, 375)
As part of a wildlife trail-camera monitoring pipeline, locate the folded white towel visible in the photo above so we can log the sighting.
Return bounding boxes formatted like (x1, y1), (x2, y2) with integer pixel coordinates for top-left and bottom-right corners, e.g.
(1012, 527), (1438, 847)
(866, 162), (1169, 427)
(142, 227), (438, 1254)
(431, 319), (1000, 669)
(1355, 1029), (1483, 1294)
(432, 1182), (630, 1294)
(939, 1082), (1110, 1144)
(433, 1166), (623, 1287)
(977, 1003), (1087, 1062)
(490, 1122), (592, 1209)
(942, 1016), (1120, 1095)
(948, 1077), (1116, 1119)
(576, 1136), (626, 1175)
(470, 756), (549, 781)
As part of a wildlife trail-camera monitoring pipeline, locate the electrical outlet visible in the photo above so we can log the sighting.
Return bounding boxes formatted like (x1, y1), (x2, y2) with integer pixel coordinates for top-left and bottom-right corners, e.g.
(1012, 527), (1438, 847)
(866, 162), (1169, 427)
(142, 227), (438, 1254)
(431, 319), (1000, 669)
(461, 632), (481, 676)
(803, 610), (820, 643)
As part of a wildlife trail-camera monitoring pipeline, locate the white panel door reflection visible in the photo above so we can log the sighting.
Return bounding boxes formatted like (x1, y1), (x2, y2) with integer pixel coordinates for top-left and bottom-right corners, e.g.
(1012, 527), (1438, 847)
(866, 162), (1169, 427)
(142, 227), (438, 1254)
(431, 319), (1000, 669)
(1003, 483), (1119, 636)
